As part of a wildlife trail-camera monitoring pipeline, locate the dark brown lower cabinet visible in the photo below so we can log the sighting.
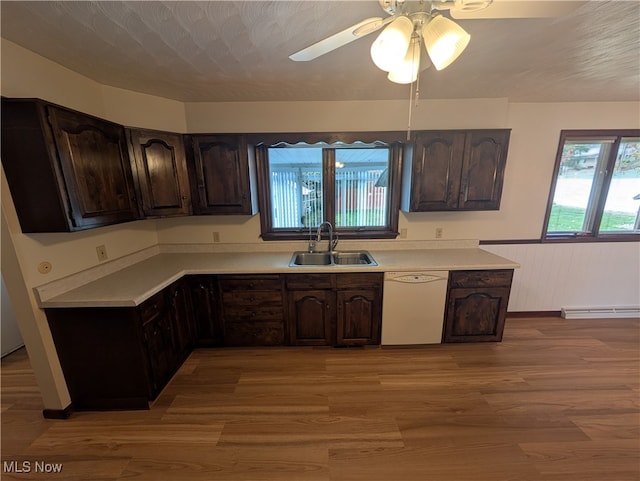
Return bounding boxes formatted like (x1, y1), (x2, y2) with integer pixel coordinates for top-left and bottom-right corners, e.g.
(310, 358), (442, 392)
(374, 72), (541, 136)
(166, 278), (197, 357)
(188, 275), (222, 346)
(286, 273), (383, 347)
(141, 299), (174, 396)
(288, 289), (334, 346)
(336, 289), (381, 345)
(45, 281), (193, 410)
(44, 272), (383, 411)
(217, 275), (285, 346)
(442, 269), (513, 342)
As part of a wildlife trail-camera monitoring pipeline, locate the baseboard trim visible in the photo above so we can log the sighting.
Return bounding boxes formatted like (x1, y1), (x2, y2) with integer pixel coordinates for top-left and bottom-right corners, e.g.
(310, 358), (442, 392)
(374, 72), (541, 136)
(561, 306), (640, 319)
(42, 403), (74, 419)
(1, 344), (25, 359)
(507, 311), (562, 318)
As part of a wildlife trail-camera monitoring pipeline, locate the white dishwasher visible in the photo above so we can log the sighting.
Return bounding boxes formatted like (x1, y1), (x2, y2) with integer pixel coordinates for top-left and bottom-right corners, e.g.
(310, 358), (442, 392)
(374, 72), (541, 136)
(381, 271), (449, 345)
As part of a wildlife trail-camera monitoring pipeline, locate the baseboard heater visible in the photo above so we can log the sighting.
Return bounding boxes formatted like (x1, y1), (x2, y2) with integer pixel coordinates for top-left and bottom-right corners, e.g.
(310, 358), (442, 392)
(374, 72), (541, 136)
(561, 306), (640, 319)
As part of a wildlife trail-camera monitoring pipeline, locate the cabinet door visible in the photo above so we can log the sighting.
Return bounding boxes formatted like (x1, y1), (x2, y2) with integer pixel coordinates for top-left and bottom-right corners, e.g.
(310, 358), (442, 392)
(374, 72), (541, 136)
(167, 280), (195, 358)
(47, 106), (139, 229)
(336, 289), (381, 346)
(288, 290), (333, 346)
(189, 276), (222, 345)
(459, 130), (510, 210)
(142, 313), (174, 397)
(189, 134), (255, 214)
(128, 129), (191, 217)
(443, 287), (510, 342)
(409, 131), (466, 211)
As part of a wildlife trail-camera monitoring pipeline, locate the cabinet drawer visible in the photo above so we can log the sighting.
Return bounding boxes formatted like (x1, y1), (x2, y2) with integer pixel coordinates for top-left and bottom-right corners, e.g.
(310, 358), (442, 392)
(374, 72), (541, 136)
(336, 273), (383, 289)
(449, 270), (513, 288)
(223, 305), (284, 322)
(286, 274), (334, 289)
(219, 275), (282, 291)
(224, 321), (285, 346)
(139, 291), (167, 323)
(224, 306), (284, 325)
(221, 290), (283, 321)
(221, 290), (283, 307)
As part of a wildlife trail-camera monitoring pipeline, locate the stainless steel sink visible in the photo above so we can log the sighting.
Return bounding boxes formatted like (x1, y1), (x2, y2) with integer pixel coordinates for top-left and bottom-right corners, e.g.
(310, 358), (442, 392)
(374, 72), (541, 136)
(333, 251), (376, 265)
(289, 252), (332, 266)
(289, 250), (377, 267)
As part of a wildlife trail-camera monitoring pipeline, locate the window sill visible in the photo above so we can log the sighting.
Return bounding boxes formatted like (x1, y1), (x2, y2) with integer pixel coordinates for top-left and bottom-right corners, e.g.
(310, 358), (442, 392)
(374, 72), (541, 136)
(261, 230), (399, 241)
(542, 233), (640, 243)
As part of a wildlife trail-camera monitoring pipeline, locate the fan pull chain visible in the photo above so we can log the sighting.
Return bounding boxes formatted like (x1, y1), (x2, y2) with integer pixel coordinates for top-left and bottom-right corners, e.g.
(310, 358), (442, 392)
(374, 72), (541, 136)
(407, 82), (414, 141)
(406, 38), (422, 141)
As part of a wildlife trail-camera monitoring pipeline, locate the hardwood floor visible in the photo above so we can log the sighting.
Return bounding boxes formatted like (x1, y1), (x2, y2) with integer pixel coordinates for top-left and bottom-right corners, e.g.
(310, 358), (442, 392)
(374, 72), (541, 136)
(2, 316), (639, 480)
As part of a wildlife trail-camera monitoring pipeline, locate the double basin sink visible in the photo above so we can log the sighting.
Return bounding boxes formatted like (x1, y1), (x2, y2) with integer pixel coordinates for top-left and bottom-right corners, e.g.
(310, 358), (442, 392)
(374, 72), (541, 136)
(289, 250), (377, 267)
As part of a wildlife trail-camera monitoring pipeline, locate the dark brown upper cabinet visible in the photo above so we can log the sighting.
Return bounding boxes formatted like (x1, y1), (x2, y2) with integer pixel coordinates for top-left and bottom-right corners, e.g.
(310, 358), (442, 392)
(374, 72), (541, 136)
(402, 129), (510, 212)
(127, 128), (191, 218)
(187, 134), (258, 215)
(1, 98), (139, 232)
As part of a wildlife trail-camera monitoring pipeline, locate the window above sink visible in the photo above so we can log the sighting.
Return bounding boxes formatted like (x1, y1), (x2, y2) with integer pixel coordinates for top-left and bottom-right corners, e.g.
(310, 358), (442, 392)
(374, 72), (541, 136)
(254, 132), (403, 241)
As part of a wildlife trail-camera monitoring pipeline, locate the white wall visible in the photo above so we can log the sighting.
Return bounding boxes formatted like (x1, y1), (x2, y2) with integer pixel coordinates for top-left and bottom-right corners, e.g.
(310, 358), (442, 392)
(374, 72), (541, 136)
(1, 39), (639, 410)
(484, 243), (640, 311)
(184, 98), (510, 132)
(162, 100), (640, 244)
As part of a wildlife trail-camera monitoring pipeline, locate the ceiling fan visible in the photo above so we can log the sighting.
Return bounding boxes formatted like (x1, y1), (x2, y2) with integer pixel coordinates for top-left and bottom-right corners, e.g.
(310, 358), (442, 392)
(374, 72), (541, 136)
(289, 0), (583, 84)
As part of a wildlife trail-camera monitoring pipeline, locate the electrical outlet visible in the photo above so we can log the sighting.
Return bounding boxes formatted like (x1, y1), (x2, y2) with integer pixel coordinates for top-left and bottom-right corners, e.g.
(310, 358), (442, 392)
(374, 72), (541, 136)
(435, 227), (443, 239)
(212, 231), (221, 243)
(400, 228), (408, 239)
(37, 261), (52, 274)
(96, 245), (108, 262)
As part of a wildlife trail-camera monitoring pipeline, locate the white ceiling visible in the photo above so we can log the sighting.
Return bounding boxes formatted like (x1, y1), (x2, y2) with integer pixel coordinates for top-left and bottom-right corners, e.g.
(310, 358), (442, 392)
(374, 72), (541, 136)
(1, 1), (638, 103)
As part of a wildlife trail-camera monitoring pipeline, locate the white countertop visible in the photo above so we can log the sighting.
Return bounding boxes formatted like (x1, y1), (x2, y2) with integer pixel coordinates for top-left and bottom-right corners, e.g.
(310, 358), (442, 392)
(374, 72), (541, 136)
(37, 248), (519, 308)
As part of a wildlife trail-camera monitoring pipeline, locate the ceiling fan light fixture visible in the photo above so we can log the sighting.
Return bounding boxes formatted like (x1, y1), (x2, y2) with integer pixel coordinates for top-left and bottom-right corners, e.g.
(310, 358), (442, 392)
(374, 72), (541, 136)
(370, 15), (413, 72)
(387, 35), (421, 84)
(422, 14), (471, 71)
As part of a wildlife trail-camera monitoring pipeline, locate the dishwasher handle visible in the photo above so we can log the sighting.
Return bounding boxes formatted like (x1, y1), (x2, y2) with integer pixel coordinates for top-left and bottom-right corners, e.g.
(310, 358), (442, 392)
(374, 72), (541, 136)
(384, 271), (448, 283)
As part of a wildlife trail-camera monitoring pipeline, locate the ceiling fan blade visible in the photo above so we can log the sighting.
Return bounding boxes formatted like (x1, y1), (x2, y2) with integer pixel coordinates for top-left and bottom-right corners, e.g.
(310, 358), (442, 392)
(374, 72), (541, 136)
(449, 1), (586, 19)
(289, 17), (388, 62)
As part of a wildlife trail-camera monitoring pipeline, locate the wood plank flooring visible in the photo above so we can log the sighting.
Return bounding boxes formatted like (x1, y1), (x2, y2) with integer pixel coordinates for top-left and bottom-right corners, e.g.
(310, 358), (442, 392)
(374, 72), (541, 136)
(2, 317), (639, 480)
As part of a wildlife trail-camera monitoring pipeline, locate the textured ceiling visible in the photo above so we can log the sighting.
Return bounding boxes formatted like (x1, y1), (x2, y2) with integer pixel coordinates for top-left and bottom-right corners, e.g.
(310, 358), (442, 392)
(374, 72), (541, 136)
(1, 1), (639, 103)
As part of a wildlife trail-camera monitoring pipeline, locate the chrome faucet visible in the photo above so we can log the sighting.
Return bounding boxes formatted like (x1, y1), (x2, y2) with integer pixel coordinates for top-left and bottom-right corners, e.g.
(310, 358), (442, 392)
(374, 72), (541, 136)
(316, 221), (338, 253)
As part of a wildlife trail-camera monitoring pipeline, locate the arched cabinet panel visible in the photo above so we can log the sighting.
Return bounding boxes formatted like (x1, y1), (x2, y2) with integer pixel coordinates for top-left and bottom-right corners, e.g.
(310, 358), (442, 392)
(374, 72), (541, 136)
(128, 129), (191, 217)
(187, 134), (258, 215)
(443, 270), (514, 342)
